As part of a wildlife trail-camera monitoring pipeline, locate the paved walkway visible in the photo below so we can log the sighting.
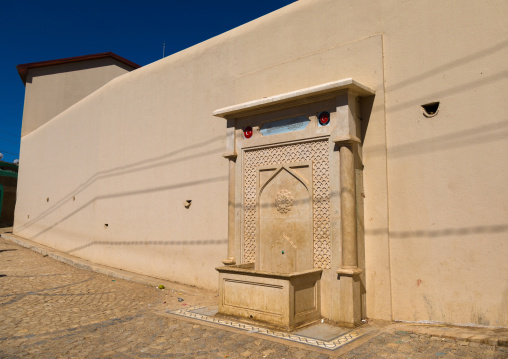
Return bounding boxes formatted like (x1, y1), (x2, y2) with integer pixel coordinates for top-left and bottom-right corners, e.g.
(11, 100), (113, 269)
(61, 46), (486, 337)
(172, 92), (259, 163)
(1, 231), (507, 358)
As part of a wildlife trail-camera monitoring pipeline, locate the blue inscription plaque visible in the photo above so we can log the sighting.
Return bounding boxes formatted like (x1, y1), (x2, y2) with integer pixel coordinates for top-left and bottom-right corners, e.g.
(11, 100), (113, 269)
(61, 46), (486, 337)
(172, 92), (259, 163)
(260, 116), (310, 136)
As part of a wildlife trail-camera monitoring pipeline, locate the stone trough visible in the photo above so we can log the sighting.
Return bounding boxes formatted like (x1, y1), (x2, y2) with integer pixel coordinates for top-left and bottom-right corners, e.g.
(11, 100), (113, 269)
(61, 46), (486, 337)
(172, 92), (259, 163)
(216, 263), (322, 331)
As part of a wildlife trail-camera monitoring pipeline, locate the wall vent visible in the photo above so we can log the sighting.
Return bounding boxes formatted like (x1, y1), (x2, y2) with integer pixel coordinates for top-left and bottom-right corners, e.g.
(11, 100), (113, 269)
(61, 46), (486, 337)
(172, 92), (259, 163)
(422, 102), (440, 117)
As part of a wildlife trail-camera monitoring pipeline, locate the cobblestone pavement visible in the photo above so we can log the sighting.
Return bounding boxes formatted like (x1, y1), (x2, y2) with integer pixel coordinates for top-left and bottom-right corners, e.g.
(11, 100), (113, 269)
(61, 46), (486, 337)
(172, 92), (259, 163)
(1, 236), (507, 359)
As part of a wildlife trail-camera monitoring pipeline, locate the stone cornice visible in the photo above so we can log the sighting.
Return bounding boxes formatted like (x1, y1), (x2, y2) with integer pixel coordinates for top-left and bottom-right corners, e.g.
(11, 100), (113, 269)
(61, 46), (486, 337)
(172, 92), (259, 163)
(213, 78), (375, 119)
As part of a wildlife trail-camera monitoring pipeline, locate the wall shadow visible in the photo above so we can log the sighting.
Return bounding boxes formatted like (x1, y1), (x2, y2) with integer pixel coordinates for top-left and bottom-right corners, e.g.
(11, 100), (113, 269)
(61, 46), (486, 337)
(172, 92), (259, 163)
(386, 39), (508, 93)
(67, 238), (228, 254)
(16, 134), (224, 233)
(364, 120), (508, 159)
(387, 70), (508, 113)
(28, 174), (228, 240)
(365, 223), (508, 239)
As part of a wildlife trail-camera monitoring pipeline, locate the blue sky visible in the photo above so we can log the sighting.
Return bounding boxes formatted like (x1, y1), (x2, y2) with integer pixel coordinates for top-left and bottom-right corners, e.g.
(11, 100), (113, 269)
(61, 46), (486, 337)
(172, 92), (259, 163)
(0, 0), (295, 163)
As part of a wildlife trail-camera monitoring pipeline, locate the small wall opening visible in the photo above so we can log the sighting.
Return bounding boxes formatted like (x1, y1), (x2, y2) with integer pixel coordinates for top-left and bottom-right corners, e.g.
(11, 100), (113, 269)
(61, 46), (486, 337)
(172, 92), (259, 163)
(422, 102), (440, 117)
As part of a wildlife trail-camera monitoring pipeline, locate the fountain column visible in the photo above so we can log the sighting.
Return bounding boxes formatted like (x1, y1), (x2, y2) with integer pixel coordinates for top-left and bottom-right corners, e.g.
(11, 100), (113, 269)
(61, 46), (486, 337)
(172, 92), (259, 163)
(332, 92), (363, 326)
(222, 120), (237, 265)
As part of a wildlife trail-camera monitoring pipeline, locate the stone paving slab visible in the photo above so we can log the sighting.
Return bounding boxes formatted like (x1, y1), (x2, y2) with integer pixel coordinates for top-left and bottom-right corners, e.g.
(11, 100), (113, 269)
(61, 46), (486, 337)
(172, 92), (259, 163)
(166, 306), (369, 351)
(1, 229), (507, 358)
(293, 324), (350, 342)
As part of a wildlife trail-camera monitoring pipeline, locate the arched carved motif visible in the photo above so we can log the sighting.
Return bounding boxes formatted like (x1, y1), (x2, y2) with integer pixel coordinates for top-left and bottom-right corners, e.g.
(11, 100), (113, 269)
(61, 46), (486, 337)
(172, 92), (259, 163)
(243, 140), (331, 269)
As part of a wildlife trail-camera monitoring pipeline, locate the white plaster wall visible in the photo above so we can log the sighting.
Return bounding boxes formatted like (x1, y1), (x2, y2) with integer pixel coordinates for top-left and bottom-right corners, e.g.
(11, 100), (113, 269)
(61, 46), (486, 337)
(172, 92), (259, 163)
(16, 42), (233, 290)
(21, 58), (135, 136)
(14, 0), (508, 326)
(380, 1), (508, 327)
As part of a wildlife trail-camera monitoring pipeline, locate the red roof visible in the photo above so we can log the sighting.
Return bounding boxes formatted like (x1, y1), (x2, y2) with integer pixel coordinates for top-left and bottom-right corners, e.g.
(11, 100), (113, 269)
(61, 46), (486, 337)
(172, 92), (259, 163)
(16, 52), (141, 84)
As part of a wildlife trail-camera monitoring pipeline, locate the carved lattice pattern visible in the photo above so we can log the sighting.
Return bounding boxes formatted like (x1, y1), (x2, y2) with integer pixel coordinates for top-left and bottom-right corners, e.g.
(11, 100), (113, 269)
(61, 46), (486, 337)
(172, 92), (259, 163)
(243, 140), (331, 269)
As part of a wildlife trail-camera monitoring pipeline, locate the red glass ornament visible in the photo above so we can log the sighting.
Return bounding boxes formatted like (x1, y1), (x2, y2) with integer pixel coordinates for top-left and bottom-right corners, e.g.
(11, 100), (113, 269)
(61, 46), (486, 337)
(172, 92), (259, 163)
(318, 112), (330, 125)
(244, 126), (253, 139)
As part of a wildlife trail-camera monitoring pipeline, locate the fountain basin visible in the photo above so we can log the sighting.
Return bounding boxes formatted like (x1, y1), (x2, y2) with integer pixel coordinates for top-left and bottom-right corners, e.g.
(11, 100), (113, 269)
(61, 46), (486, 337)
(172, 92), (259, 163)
(216, 263), (322, 331)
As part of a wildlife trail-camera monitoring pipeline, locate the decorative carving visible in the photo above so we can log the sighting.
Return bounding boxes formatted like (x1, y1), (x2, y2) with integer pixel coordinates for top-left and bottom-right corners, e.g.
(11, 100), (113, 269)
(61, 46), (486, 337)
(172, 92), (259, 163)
(270, 233), (298, 250)
(244, 140), (331, 269)
(275, 190), (294, 214)
(282, 233), (298, 249)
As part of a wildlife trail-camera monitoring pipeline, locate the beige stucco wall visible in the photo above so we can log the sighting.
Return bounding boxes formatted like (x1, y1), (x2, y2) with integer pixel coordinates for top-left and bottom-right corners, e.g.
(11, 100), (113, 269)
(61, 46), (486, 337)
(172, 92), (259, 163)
(14, 0), (508, 327)
(21, 57), (135, 137)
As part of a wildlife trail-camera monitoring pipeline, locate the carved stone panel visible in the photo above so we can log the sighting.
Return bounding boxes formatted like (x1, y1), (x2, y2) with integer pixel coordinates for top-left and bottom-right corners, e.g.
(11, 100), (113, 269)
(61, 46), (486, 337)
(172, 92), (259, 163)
(243, 140), (331, 269)
(257, 165), (313, 273)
